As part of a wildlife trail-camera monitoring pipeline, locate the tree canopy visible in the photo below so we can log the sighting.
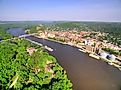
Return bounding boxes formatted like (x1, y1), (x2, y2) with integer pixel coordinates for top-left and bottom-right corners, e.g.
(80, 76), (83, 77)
(0, 38), (72, 90)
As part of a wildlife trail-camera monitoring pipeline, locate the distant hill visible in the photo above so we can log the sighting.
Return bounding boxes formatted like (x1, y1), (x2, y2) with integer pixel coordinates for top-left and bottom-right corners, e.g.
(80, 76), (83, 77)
(0, 21), (54, 25)
(45, 21), (121, 33)
(0, 21), (121, 33)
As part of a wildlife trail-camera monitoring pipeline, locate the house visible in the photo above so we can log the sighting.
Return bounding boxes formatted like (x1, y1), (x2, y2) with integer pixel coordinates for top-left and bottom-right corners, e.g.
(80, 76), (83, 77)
(47, 33), (55, 38)
(85, 45), (94, 53)
(27, 47), (36, 55)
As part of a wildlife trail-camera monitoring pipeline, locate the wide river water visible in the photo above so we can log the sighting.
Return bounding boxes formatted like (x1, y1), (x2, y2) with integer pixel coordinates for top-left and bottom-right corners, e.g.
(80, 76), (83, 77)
(26, 36), (121, 90)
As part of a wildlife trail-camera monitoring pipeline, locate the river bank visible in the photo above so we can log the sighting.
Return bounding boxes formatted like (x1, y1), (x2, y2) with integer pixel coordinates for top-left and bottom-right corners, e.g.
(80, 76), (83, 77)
(35, 35), (121, 71)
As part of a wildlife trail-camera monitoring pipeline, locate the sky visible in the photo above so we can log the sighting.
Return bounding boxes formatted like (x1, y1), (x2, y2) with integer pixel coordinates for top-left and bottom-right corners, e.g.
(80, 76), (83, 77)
(0, 0), (121, 22)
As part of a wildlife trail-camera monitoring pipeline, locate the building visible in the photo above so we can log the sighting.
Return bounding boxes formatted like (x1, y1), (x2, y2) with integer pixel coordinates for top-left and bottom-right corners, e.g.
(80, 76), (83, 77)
(84, 39), (94, 46)
(107, 54), (116, 60)
(85, 45), (94, 53)
(100, 52), (109, 59)
(47, 33), (55, 38)
(27, 47), (36, 55)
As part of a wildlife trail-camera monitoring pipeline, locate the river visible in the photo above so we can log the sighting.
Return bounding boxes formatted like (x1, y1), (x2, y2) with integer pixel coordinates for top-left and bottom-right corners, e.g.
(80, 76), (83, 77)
(26, 35), (121, 90)
(7, 28), (25, 36)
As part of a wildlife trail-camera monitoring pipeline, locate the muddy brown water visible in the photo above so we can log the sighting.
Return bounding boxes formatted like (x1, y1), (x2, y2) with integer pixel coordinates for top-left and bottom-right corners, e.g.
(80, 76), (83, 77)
(26, 36), (121, 90)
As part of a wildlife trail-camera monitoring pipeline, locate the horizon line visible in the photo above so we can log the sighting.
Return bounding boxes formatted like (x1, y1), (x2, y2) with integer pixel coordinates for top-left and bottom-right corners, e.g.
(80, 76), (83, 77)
(1, 20), (121, 23)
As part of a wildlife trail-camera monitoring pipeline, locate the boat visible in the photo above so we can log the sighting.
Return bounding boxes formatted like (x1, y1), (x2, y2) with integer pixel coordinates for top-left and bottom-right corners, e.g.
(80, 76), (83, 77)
(45, 46), (53, 52)
(89, 53), (100, 60)
(78, 49), (86, 53)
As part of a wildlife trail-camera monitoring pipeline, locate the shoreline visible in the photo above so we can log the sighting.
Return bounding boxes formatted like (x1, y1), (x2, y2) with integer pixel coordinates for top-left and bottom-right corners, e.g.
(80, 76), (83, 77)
(34, 35), (121, 71)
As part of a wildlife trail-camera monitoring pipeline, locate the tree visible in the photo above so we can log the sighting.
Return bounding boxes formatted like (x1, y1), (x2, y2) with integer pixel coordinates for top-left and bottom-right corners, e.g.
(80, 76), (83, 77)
(0, 38), (72, 90)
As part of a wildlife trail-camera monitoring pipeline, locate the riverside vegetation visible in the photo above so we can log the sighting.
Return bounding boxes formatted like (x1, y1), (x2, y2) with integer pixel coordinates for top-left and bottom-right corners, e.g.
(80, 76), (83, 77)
(0, 38), (72, 90)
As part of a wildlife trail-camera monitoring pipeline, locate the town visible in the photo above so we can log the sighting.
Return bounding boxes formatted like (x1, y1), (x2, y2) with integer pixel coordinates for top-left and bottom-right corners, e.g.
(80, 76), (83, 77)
(34, 25), (121, 70)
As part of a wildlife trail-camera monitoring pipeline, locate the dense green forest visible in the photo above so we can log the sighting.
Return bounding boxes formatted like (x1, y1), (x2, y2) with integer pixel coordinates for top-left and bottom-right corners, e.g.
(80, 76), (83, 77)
(0, 25), (13, 40)
(0, 38), (72, 90)
(47, 21), (121, 33)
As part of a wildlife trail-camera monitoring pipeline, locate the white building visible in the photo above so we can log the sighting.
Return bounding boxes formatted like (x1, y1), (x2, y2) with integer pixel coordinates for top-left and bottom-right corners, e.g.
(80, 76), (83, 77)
(108, 54), (116, 60)
(85, 39), (93, 46)
(100, 52), (109, 59)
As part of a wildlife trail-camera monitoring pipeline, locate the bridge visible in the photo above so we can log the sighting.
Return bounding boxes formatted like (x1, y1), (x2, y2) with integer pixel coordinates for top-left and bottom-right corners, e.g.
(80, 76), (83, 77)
(0, 33), (36, 42)
(18, 33), (38, 38)
(18, 34), (33, 38)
